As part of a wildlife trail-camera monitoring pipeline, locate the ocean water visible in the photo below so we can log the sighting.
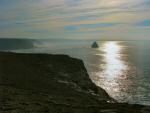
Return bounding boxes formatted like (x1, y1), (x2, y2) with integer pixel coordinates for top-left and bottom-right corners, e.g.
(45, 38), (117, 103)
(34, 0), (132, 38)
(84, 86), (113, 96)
(13, 40), (150, 105)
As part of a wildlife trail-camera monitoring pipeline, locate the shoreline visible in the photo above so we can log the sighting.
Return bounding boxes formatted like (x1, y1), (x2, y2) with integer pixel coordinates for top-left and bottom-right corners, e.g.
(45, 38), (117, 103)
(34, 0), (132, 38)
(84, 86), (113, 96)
(0, 51), (149, 113)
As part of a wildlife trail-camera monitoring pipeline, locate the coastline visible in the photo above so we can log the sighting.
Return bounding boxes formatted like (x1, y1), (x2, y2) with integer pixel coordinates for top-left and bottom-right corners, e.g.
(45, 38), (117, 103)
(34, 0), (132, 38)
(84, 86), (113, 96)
(0, 51), (149, 113)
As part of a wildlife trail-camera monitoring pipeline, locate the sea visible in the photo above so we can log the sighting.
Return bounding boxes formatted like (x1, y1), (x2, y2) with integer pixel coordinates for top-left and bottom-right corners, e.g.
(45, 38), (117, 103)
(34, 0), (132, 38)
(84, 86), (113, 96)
(13, 40), (150, 105)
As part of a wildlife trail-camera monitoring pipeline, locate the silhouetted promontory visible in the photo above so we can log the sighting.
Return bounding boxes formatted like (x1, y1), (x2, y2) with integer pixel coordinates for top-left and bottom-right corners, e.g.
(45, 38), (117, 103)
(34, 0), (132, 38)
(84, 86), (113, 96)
(0, 52), (149, 113)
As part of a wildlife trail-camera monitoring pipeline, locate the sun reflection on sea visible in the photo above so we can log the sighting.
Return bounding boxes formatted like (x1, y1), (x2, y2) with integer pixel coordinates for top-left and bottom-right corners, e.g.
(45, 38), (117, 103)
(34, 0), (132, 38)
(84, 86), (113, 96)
(100, 41), (127, 79)
(93, 41), (129, 98)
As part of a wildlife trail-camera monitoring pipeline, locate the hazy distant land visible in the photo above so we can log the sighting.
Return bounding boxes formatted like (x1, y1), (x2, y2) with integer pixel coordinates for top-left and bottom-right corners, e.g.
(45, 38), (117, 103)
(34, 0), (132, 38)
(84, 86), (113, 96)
(0, 38), (34, 50)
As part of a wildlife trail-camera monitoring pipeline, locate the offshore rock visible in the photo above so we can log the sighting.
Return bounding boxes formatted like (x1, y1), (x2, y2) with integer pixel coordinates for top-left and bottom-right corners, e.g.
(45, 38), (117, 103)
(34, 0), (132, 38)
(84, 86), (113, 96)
(91, 41), (99, 48)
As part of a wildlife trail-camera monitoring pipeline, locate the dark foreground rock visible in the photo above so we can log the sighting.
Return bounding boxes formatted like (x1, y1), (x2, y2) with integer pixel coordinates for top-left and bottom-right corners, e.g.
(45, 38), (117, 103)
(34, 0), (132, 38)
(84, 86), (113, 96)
(0, 52), (149, 113)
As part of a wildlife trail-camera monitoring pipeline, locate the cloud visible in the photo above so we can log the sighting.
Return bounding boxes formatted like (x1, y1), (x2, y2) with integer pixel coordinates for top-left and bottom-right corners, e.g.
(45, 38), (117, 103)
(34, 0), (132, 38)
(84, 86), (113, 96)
(136, 19), (150, 26)
(64, 23), (118, 31)
(0, 0), (150, 40)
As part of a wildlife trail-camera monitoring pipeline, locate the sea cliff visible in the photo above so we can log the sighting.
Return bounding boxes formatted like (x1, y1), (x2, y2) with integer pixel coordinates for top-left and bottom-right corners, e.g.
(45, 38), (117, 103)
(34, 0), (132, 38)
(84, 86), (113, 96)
(0, 52), (149, 113)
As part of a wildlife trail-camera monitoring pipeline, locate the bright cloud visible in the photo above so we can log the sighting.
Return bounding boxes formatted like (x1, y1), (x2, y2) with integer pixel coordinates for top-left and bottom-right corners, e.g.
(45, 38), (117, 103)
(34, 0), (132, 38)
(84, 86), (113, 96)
(0, 0), (150, 40)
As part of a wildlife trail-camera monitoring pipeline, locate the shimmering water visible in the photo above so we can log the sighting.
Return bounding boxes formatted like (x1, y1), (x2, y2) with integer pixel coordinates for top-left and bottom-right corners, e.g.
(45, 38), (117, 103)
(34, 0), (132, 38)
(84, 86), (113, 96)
(14, 40), (150, 105)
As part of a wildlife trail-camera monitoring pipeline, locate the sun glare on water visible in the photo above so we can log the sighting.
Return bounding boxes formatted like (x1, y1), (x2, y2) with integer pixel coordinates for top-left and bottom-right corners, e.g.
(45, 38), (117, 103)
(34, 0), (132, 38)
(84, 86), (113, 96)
(100, 41), (126, 79)
(93, 41), (128, 95)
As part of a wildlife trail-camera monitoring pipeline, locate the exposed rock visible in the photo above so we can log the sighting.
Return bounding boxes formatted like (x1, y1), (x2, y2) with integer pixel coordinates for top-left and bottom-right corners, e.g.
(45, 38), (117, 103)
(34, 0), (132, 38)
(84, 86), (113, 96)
(91, 41), (99, 48)
(0, 52), (149, 113)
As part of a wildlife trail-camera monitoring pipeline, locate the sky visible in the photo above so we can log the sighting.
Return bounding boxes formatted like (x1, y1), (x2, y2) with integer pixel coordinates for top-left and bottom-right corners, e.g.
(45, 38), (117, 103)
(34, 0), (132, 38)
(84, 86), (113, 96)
(0, 0), (150, 40)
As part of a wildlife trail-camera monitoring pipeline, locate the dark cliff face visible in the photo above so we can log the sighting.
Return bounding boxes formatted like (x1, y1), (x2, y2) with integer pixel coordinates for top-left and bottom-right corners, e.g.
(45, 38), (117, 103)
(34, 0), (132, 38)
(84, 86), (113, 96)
(0, 52), (149, 113)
